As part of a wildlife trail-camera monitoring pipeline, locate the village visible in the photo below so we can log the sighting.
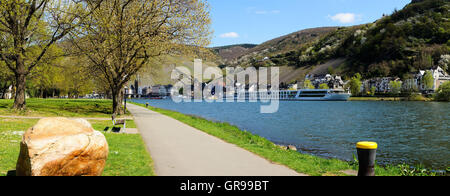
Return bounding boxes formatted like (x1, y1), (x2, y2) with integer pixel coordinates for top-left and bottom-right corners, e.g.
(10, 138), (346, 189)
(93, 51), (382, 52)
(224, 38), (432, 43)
(104, 65), (450, 99)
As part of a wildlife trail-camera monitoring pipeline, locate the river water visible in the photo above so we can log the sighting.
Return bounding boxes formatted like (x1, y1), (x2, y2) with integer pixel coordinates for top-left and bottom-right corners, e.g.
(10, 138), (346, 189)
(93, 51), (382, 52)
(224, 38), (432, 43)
(131, 99), (449, 170)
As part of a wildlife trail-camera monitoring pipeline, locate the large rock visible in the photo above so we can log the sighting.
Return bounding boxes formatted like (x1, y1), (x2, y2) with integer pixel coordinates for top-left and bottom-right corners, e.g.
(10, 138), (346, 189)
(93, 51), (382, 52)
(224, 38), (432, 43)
(16, 118), (109, 176)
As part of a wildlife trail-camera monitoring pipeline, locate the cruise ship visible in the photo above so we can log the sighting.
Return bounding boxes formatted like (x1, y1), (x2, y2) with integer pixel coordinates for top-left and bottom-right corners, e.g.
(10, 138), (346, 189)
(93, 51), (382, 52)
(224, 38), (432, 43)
(279, 89), (351, 101)
(233, 89), (351, 101)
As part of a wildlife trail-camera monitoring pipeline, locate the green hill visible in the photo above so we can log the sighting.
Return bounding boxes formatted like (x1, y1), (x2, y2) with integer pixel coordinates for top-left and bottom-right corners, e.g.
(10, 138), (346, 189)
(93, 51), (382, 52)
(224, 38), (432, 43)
(218, 0), (449, 81)
(269, 0), (449, 79)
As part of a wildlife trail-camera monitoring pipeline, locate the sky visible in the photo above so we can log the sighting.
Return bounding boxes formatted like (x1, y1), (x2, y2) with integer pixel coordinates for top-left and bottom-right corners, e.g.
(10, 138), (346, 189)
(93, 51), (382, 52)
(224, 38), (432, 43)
(209, 0), (412, 47)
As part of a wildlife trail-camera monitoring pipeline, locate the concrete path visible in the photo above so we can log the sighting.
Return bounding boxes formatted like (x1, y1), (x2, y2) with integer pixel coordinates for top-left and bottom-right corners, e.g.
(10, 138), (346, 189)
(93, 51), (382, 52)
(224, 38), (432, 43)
(127, 103), (303, 176)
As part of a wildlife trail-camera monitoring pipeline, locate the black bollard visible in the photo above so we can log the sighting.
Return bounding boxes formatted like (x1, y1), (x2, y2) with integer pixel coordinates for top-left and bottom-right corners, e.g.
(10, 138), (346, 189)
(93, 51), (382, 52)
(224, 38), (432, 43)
(356, 141), (378, 176)
(146, 102), (149, 107)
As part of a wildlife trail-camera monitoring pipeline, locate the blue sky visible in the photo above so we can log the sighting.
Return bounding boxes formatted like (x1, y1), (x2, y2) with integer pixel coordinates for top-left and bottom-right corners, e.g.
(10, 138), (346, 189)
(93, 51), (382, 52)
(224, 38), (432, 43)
(209, 0), (411, 47)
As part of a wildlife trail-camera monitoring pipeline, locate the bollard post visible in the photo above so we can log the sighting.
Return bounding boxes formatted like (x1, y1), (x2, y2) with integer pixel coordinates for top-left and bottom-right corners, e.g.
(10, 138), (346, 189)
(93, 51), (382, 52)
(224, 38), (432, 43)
(146, 102), (149, 107)
(356, 141), (378, 176)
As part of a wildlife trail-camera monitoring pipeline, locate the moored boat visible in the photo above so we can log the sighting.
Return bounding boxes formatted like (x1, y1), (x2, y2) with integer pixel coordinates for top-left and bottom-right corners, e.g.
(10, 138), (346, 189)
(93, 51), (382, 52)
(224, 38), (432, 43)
(235, 89), (351, 101)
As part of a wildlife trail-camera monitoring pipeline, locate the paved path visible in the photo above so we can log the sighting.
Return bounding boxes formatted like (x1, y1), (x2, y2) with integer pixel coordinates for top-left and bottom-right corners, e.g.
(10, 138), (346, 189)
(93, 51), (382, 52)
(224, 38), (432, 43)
(127, 103), (303, 176)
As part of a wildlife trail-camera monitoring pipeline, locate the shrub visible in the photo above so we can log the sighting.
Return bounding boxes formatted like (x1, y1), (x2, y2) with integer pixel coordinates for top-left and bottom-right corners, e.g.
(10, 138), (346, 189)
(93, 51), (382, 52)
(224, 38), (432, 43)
(435, 81), (450, 101)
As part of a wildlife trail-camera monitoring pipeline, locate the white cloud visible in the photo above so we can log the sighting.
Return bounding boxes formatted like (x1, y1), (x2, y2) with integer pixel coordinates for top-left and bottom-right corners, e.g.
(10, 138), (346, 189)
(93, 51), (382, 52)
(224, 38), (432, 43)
(219, 32), (240, 38)
(247, 7), (280, 15)
(254, 10), (280, 15)
(329, 13), (361, 24)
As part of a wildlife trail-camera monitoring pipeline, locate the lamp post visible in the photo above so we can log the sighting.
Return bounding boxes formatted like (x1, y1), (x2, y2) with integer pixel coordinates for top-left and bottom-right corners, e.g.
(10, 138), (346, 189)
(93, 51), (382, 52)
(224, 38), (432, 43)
(123, 88), (127, 111)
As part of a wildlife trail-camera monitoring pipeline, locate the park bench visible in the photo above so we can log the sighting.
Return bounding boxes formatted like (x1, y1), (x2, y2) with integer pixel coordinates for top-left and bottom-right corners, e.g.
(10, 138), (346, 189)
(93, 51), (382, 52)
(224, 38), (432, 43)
(112, 114), (126, 133)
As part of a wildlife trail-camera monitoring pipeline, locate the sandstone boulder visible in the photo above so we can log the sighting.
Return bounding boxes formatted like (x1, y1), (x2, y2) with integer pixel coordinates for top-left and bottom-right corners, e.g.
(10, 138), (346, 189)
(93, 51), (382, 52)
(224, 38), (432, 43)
(16, 118), (109, 176)
(287, 145), (297, 151)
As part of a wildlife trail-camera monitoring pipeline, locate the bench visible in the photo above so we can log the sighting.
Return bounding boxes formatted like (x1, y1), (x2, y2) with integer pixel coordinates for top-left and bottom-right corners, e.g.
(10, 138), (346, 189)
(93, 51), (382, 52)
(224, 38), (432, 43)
(112, 114), (126, 133)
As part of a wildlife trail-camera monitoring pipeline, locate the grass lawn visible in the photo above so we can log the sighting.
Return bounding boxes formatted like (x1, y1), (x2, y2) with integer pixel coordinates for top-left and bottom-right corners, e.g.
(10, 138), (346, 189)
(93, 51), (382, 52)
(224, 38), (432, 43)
(0, 99), (131, 118)
(132, 102), (414, 176)
(0, 99), (154, 176)
(0, 118), (154, 176)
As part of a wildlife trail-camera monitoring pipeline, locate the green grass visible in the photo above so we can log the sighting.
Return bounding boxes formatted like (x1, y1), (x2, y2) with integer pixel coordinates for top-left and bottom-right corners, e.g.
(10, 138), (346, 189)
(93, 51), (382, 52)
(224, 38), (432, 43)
(0, 118), (39, 176)
(90, 119), (137, 132)
(0, 118), (153, 176)
(133, 102), (411, 176)
(349, 97), (404, 101)
(0, 99), (131, 118)
(349, 96), (432, 102)
(102, 132), (154, 176)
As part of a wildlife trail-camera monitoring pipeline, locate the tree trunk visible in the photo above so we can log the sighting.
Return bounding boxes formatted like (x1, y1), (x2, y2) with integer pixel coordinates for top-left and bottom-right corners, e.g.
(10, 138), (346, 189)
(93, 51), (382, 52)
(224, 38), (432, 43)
(112, 87), (124, 115)
(13, 72), (27, 110)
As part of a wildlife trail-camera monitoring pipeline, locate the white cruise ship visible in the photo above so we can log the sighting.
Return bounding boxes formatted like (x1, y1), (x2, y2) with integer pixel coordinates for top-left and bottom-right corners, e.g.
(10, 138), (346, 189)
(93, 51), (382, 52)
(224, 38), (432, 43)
(233, 89), (351, 101)
(279, 89), (351, 101)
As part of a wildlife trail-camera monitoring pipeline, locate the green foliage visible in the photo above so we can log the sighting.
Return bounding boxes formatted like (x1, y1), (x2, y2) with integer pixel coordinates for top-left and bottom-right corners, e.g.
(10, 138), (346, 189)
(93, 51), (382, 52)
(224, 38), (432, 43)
(0, 99), (131, 118)
(423, 70), (435, 90)
(263, 0), (450, 79)
(319, 83), (330, 89)
(348, 73), (362, 96)
(398, 164), (437, 176)
(327, 66), (336, 75)
(435, 81), (450, 101)
(370, 86), (376, 97)
(389, 81), (403, 95)
(303, 79), (315, 89)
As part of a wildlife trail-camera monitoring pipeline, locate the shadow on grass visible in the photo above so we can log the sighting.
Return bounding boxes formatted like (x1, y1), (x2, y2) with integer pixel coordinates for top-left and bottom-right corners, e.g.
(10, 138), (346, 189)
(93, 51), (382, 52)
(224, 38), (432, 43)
(7, 170), (16, 176)
(111, 127), (122, 133)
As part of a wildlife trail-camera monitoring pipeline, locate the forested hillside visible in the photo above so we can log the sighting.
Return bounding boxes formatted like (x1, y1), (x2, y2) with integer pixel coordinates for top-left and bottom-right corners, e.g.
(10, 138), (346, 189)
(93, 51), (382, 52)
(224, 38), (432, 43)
(219, 0), (449, 80)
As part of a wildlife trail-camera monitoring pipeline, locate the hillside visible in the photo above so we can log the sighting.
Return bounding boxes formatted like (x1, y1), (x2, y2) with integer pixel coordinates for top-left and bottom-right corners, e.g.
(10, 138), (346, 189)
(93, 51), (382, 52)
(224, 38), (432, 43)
(227, 27), (338, 67)
(215, 0), (449, 82)
(212, 44), (257, 62)
(136, 55), (220, 86)
(140, 0), (449, 86)
(266, 0), (449, 79)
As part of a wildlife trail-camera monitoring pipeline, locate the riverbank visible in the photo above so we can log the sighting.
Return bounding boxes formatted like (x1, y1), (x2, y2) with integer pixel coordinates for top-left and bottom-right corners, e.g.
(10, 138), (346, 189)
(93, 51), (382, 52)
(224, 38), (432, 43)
(0, 99), (154, 176)
(132, 102), (440, 176)
(127, 103), (302, 176)
(349, 95), (431, 101)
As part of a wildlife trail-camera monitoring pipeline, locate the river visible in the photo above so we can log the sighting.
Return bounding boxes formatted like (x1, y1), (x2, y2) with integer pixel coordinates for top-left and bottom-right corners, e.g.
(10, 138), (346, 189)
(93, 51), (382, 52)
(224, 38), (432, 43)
(131, 99), (450, 170)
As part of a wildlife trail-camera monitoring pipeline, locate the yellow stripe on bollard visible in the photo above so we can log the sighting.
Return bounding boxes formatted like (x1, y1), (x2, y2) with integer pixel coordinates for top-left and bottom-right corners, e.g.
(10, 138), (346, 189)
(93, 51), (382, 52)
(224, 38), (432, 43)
(356, 141), (378, 150)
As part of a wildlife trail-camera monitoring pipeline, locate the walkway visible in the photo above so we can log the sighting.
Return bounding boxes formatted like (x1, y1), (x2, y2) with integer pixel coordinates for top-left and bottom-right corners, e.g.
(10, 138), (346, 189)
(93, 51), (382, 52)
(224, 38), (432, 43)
(126, 103), (303, 176)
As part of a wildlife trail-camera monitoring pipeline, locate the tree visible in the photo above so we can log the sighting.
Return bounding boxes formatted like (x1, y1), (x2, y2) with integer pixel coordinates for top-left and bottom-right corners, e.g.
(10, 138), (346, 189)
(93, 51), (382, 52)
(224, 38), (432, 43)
(438, 54), (449, 73)
(327, 66), (335, 75)
(303, 79), (315, 89)
(370, 86), (376, 97)
(435, 81), (450, 101)
(70, 0), (211, 115)
(348, 73), (362, 96)
(389, 80), (402, 96)
(0, 0), (102, 110)
(0, 61), (14, 98)
(319, 83), (329, 89)
(27, 45), (64, 98)
(423, 70), (435, 91)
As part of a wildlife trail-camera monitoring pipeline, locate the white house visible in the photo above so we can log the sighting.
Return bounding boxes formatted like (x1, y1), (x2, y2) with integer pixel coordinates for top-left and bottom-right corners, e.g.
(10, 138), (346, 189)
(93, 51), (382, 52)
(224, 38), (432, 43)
(1, 85), (13, 99)
(416, 66), (450, 91)
(362, 77), (401, 93)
